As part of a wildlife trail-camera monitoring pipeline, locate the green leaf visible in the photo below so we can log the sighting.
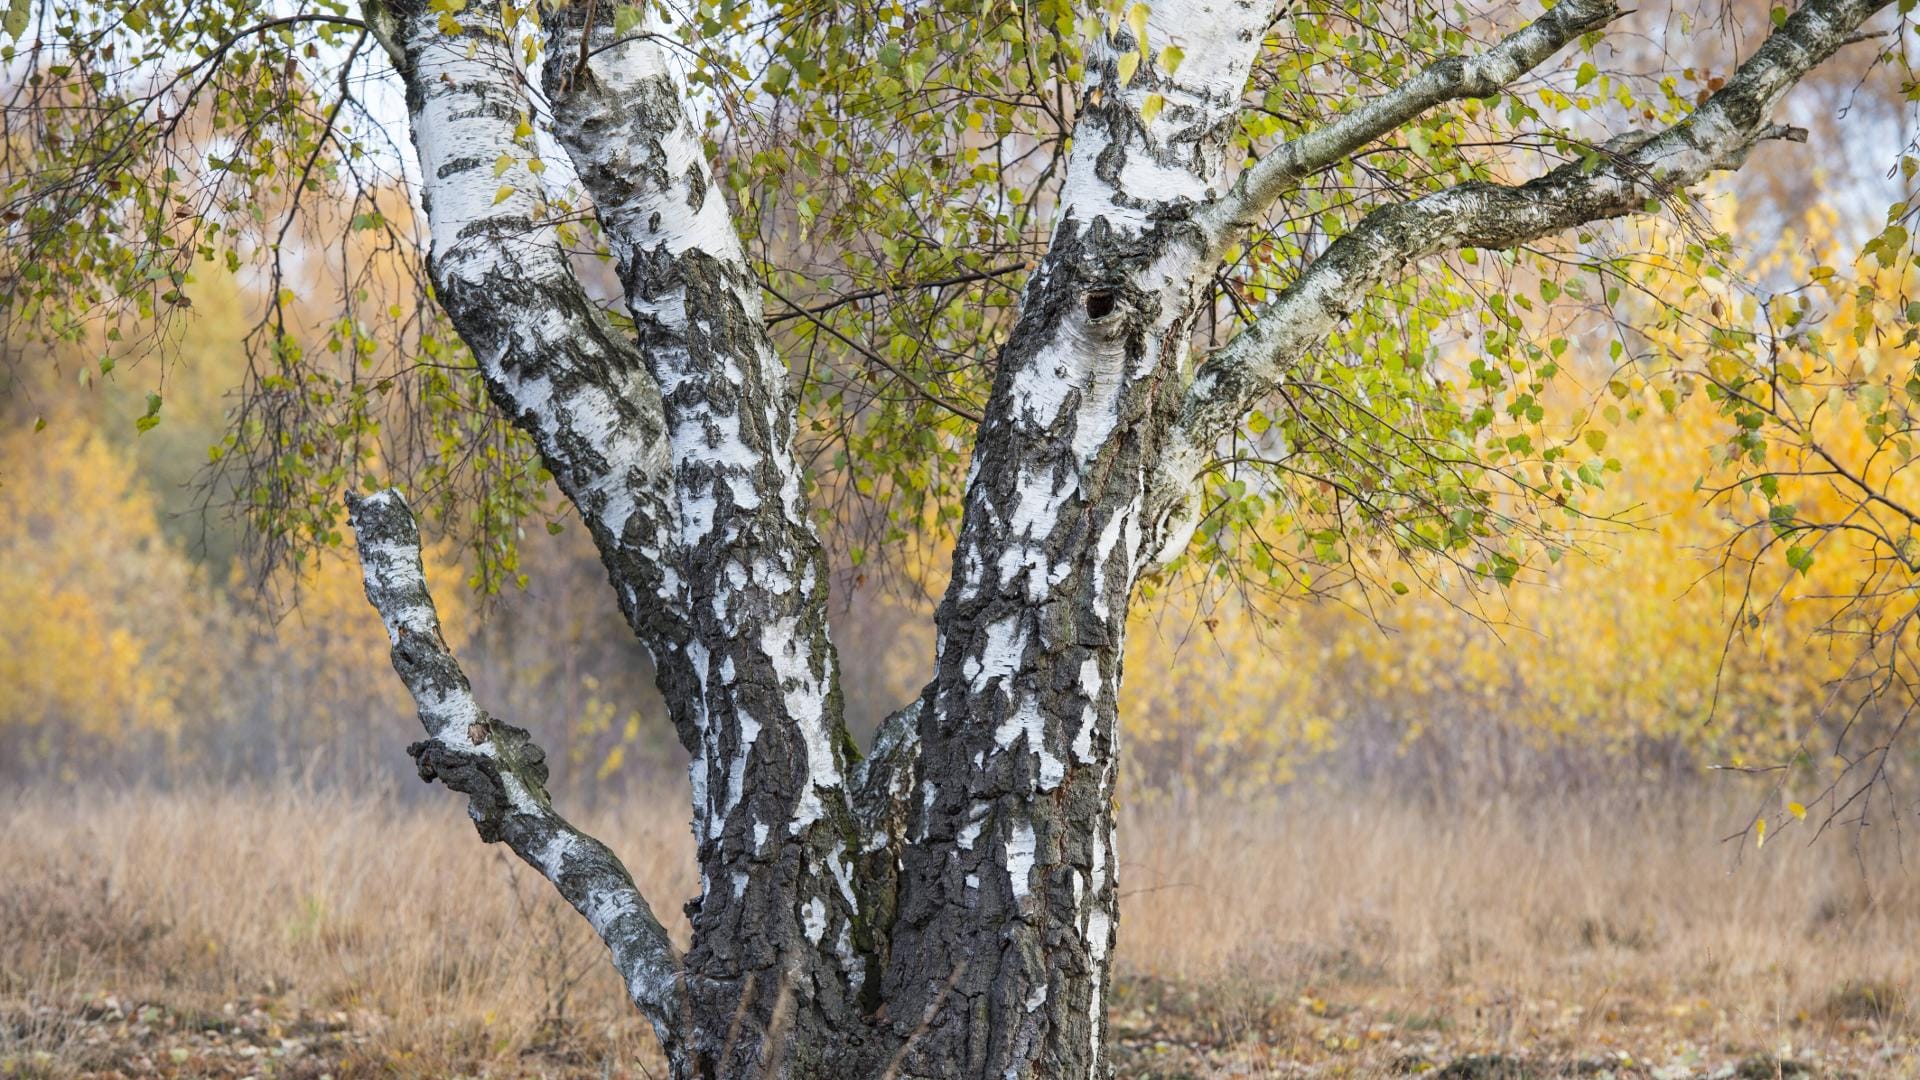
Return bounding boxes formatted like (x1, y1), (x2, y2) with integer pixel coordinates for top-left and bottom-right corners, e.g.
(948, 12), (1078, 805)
(1786, 545), (1814, 575)
(136, 392), (163, 434)
(3, 0), (30, 40)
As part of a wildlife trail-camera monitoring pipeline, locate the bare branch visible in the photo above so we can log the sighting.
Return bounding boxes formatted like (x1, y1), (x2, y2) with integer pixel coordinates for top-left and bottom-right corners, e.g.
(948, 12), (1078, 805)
(759, 277), (986, 424)
(345, 489), (683, 1040)
(1197, 0), (1624, 252)
(763, 262), (1029, 326)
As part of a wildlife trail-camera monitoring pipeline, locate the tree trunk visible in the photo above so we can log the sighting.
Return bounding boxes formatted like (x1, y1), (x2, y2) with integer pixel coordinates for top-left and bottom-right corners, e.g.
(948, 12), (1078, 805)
(346, 0), (1890, 1074)
(877, 7), (1274, 1074)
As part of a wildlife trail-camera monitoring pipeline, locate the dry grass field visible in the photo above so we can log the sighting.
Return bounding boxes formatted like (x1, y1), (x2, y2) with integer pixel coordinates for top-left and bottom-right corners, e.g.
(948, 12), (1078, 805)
(2, 782), (1915, 1078)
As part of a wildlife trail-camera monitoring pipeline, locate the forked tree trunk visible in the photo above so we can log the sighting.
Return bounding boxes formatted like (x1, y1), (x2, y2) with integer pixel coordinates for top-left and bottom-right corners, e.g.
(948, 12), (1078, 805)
(348, 0), (1885, 1075)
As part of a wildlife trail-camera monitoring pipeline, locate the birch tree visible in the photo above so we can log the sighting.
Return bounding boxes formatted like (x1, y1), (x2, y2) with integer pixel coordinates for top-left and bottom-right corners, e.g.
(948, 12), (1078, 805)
(0, 0), (1907, 1074)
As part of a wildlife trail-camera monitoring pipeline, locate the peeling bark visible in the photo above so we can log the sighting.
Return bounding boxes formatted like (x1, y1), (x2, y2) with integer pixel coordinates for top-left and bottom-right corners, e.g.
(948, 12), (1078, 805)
(347, 0), (1893, 1073)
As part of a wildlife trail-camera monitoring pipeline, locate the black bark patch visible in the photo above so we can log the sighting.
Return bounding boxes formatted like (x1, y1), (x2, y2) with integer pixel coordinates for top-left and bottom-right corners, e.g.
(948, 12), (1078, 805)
(406, 716), (549, 844)
(685, 163), (707, 212)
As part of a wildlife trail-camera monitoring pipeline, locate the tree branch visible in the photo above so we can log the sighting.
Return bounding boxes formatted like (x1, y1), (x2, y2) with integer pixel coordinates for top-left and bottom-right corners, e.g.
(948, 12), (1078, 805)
(1154, 0), (1889, 555)
(763, 262), (1029, 326)
(848, 696), (924, 976)
(345, 489), (684, 1041)
(1198, 0), (1620, 251)
(759, 277), (986, 424)
(1196, 0), (1623, 253)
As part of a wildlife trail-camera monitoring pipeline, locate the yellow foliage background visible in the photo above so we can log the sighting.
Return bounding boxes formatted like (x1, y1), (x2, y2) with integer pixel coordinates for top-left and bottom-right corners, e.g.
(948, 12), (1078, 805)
(0, 203), (1909, 801)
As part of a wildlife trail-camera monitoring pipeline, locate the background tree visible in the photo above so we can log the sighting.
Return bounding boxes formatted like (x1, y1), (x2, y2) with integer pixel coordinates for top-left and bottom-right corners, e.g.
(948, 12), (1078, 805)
(1, 0), (1912, 1076)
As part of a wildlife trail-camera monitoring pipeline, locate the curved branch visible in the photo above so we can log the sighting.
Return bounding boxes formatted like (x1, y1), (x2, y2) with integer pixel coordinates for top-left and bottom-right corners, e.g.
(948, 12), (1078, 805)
(1197, 0), (1623, 253)
(345, 489), (684, 1040)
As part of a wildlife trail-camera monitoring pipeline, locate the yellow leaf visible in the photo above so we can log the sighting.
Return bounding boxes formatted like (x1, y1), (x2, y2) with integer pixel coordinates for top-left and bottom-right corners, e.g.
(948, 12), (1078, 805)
(527, 156), (546, 174)
(1788, 802), (1807, 820)
(1707, 352), (1744, 385)
(1140, 93), (1165, 124)
(1755, 818), (1767, 848)
(1159, 44), (1184, 73)
(493, 154), (513, 177)
(514, 114), (534, 141)
(493, 184), (514, 205)
(1115, 51), (1139, 86)
(1126, 2), (1150, 45)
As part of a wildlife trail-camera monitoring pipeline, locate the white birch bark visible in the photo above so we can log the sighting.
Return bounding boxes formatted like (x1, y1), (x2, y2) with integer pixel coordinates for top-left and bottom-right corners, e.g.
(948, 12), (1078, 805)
(883, 4), (1275, 1074)
(346, 490), (683, 1037)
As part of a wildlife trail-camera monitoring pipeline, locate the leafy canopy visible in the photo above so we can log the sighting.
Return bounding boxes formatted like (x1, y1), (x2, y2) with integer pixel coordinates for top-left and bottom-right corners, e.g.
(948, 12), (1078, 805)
(1, 0), (1915, 647)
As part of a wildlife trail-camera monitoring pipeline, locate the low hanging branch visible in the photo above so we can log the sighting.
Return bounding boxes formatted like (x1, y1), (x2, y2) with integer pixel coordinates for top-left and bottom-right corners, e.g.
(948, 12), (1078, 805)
(344, 490), (684, 1041)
